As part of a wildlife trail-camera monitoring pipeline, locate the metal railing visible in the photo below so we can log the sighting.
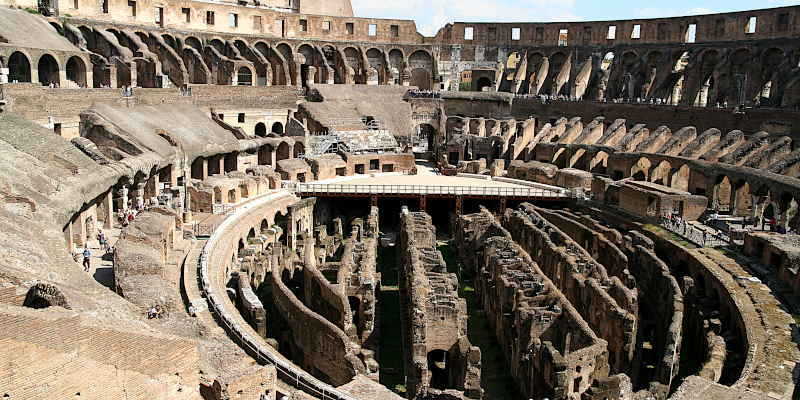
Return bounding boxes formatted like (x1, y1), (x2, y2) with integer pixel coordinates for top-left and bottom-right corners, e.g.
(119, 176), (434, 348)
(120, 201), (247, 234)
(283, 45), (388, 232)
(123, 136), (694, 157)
(289, 183), (572, 198)
(198, 193), (358, 400)
(660, 217), (730, 247)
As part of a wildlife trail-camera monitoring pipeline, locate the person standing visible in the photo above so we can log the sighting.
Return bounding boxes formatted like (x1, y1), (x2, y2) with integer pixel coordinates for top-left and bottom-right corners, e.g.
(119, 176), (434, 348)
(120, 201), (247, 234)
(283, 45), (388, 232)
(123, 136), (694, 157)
(82, 247), (91, 272)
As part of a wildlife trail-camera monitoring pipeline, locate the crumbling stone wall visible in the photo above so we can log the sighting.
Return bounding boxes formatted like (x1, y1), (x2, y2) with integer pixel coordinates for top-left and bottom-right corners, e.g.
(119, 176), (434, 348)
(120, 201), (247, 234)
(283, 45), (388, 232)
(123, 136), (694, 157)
(455, 208), (609, 399)
(502, 204), (637, 380)
(113, 208), (179, 312)
(399, 210), (482, 400)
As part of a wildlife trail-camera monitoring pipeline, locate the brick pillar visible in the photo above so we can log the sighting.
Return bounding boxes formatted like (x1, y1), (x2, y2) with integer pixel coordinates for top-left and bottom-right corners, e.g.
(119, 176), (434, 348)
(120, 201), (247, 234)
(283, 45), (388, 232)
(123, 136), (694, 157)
(371, 195), (378, 208)
(500, 197), (507, 213)
(455, 196), (463, 216)
(420, 195), (427, 212)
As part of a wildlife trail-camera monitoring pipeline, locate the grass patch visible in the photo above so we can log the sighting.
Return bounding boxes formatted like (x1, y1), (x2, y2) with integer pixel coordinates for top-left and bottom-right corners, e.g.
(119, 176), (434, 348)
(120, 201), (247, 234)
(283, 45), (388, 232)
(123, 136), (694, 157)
(643, 224), (698, 249)
(23, 7), (40, 14)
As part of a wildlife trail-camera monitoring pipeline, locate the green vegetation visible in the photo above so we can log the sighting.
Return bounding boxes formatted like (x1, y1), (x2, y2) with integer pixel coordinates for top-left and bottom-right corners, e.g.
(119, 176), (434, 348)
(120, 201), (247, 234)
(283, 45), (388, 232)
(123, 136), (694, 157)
(23, 7), (40, 14)
(643, 224), (698, 249)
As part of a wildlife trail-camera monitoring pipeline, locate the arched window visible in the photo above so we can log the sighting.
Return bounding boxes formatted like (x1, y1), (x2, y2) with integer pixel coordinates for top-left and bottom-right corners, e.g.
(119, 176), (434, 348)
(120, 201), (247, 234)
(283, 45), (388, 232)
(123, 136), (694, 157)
(237, 66), (252, 86)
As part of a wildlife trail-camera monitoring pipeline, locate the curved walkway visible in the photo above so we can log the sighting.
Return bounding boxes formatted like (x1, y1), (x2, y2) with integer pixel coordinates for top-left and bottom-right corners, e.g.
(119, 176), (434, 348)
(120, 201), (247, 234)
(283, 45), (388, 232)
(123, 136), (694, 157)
(197, 190), (358, 400)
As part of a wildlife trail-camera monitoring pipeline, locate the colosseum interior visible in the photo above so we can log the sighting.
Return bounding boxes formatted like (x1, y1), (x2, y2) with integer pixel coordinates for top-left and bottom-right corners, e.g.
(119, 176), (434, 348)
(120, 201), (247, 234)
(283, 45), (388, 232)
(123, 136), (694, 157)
(0, 0), (799, 399)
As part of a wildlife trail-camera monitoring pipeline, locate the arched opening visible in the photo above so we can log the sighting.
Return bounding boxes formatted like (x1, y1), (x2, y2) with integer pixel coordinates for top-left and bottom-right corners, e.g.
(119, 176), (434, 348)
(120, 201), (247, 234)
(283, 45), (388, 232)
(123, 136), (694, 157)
(274, 211), (288, 240)
(65, 56), (87, 88)
(227, 189), (237, 203)
(37, 54), (60, 87)
(712, 176), (732, 213)
(237, 66), (253, 86)
(630, 157), (652, 181)
(475, 76), (492, 92)
(293, 142), (304, 158)
(272, 122), (284, 135)
(8, 51), (31, 83)
(255, 122), (267, 137)
(276, 142), (290, 161)
(388, 49), (404, 84)
(650, 160), (672, 186)
(670, 164), (691, 192)
(414, 123), (436, 152)
(590, 151), (609, 174)
(366, 48), (385, 84)
(427, 349), (450, 389)
(348, 296), (361, 335)
(409, 50), (433, 90)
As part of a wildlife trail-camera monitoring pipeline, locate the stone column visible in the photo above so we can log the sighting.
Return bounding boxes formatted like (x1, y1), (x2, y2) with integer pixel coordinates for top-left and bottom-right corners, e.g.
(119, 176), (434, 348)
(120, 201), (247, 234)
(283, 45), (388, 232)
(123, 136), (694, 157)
(64, 222), (74, 252)
(116, 185), (129, 211)
(132, 183), (145, 210)
(99, 191), (113, 229)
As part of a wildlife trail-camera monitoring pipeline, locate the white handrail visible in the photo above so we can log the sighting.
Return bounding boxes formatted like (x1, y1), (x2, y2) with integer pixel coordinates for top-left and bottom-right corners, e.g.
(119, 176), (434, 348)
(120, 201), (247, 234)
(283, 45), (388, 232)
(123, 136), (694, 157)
(291, 183), (572, 198)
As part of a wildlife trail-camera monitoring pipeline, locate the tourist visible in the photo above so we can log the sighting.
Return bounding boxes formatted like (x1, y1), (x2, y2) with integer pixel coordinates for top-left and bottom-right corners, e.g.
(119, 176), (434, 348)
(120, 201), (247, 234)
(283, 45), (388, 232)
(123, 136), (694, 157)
(82, 247), (91, 272)
(97, 230), (107, 251)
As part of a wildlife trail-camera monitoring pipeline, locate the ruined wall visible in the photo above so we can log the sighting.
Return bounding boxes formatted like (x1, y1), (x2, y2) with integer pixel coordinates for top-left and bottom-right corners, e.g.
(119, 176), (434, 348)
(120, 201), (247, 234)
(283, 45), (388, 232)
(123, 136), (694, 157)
(502, 205), (637, 378)
(399, 210), (482, 399)
(455, 208), (609, 399)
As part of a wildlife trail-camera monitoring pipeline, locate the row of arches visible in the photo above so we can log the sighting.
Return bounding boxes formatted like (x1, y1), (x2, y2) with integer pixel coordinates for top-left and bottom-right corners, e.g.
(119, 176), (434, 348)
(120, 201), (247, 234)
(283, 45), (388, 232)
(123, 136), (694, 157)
(7, 51), (88, 88)
(501, 44), (800, 108)
(46, 21), (437, 90)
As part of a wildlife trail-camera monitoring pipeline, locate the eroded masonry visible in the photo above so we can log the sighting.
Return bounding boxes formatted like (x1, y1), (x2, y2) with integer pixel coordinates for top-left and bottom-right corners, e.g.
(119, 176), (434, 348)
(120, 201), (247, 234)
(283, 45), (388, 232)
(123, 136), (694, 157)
(0, 0), (799, 399)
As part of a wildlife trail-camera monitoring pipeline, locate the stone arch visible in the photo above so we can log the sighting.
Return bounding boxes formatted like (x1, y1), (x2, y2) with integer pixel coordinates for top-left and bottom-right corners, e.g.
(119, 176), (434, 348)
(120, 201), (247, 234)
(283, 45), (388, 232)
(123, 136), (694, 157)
(343, 47), (364, 84)
(255, 41), (288, 86)
(237, 66), (253, 86)
(388, 48), (404, 84)
(65, 56), (87, 88)
(365, 48), (386, 84)
(182, 47), (209, 84)
(276, 42), (295, 86)
(185, 36), (203, 51)
(37, 53), (61, 87)
(631, 157), (652, 180)
(272, 122), (284, 135)
(712, 175), (733, 212)
(671, 164), (691, 192)
(297, 43), (320, 85)
(276, 141), (291, 161)
(321, 44), (345, 84)
(590, 151), (610, 174)
(209, 38), (227, 56)
(409, 50), (433, 90)
(293, 142), (305, 158)
(8, 51), (31, 83)
(255, 122), (267, 137)
(650, 160), (672, 186)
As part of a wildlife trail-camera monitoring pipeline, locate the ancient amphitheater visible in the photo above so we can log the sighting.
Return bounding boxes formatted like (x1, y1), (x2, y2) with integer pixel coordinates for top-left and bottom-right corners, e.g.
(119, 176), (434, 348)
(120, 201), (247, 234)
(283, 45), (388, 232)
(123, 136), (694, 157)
(0, 0), (799, 398)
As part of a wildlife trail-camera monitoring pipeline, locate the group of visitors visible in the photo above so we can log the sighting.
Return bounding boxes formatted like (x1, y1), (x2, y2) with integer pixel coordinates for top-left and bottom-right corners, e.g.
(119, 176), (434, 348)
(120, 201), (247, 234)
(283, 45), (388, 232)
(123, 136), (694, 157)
(407, 89), (441, 99)
(146, 305), (164, 319)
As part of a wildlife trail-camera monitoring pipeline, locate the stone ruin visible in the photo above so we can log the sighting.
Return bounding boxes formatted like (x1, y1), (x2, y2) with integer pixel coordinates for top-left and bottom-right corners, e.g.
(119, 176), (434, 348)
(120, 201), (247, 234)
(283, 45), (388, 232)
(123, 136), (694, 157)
(399, 209), (482, 400)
